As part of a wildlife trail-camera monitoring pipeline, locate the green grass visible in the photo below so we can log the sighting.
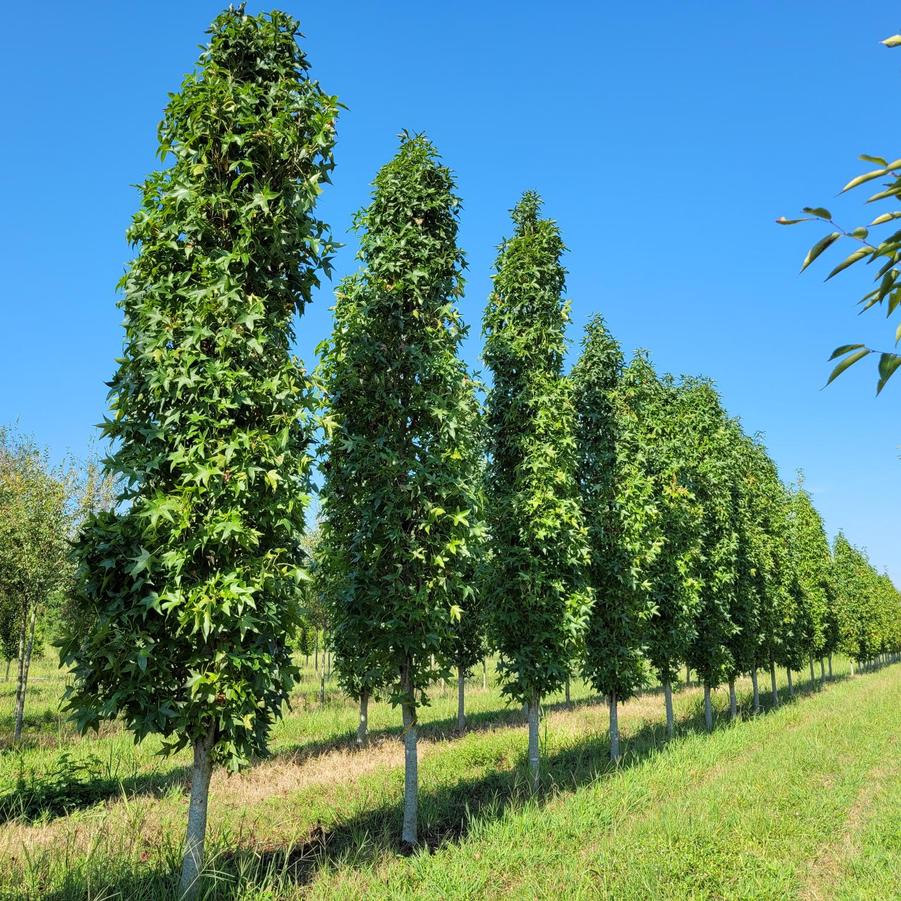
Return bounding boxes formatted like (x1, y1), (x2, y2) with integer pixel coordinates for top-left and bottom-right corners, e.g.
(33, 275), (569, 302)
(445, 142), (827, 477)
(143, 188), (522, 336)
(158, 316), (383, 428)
(0, 656), (897, 899)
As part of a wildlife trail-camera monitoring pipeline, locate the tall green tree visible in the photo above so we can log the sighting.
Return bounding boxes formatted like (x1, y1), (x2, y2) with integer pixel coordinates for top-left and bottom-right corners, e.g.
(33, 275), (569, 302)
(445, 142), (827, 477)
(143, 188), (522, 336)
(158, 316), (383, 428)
(618, 356), (701, 737)
(57, 10), (338, 897)
(572, 317), (648, 760)
(317, 134), (481, 846)
(483, 192), (592, 788)
(679, 379), (738, 731)
(787, 480), (832, 688)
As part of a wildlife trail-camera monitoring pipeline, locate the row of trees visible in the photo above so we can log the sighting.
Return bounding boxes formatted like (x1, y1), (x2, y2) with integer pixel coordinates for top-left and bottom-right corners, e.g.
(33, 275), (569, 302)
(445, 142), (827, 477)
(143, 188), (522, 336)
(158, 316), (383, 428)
(315, 136), (901, 839)
(52, 9), (901, 898)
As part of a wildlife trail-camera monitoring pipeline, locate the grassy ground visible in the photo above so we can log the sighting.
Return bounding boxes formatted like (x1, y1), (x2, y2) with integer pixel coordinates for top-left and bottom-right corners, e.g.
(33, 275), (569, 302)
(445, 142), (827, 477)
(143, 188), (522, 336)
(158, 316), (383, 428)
(0, 655), (897, 899)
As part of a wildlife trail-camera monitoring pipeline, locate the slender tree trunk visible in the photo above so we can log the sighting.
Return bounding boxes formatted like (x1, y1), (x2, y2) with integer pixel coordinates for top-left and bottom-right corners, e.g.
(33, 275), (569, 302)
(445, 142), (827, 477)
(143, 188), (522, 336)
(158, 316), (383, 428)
(828, 653), (832, 678)
(482, 659), (487, 691)
(401, 671), (418, 846)
(314, 635), (319, 673)
(527, 691), (540, 792)
(751, 667), (760, 714)
(564, 676), (571, 709)
(356, 690), (370, 748)
(850, 659), (855, 677)
(609, 691), (620, 762)
(728, 678), (737, 720)
(179, 723), (216, 901)
(809, 656), (816, 688)
(769, 658), (778, 706)
(703, 683), (713, 732)
(685, 664), (691, 686)
(819, 658), (825, 681)
(4, 658), (9, 681)
(663, 679), (674, 738)
(318, 674), (325, 705)
(14, 604), (37, 743)
(786, 668), (794, 698)
(457, 666), (465, 731)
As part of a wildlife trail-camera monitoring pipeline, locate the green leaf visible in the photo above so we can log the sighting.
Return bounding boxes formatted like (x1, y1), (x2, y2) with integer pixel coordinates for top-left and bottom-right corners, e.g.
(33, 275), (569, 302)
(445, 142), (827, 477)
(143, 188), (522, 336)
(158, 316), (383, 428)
(841, 169), (888, 193)
(876, 352), (901, 394)
(860, 154), (889, 166)
(825, 348), (871, 385)
(802, 207), (832, 220)
(881, 34), (901, 47)
(776, 216), (811, 226)
(826, 248), (871, 280)
(801, 232), (841, 271)
(828, 344), (865, 361)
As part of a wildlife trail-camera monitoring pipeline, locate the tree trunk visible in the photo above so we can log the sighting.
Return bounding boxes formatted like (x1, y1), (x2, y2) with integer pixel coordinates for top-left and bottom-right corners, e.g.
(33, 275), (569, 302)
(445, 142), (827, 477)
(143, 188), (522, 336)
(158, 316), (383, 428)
(850, 659), (855, 677)
(819, 658), (825, 681)
(609, 691), (620, 761)
(401, 684), (418, 846)
(314, 635), (319, 673)
(4, 658), (9, 681)
(14, 604), (37, 743)
(828, 653), (833, 678)
(703, 683), (713, 732)
(482, 659), (487, 691)
(751, 667), (760, 714)
(809, 656), (816, 688)
(685, 663), (691, 686)
(786, 668), (794, 698)
(178, 724), (216, 901)
(527, 691), (540, 792)
(564, 676), (571, 709)
(769, 658), (778, 706)
(318, 674), (325, 705)
(728, 678), (737, 720)
(663, 679), (674, 738)
(356, 690), (369, 748)
(457, 666), (465, 731)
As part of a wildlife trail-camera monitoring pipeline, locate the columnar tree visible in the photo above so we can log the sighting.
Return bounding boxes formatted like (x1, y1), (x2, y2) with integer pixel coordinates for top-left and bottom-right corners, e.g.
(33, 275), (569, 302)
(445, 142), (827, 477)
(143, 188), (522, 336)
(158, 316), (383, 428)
(317, 134), (481, 846)
(58, 11), (338, 897)
(483, 192), (592, 788)
(679, 379), (738, 732)
(618, 357), (701, 736)
(725, 429), (767, 719)
(573, 319), (648, 760)
(787, 480), (832, 688)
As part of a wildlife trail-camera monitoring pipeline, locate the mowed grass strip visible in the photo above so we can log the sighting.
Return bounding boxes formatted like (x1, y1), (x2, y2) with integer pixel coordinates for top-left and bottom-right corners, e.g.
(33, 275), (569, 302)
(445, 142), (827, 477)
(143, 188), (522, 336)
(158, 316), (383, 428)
(312, 664), (901, 901)
(0, 660), (896, 899)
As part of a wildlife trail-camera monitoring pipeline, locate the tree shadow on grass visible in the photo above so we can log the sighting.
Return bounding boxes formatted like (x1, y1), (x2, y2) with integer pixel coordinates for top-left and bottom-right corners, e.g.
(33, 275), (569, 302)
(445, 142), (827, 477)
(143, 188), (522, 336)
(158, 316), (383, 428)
(39, 664), (876, 900)
(0, 751), (190, 824)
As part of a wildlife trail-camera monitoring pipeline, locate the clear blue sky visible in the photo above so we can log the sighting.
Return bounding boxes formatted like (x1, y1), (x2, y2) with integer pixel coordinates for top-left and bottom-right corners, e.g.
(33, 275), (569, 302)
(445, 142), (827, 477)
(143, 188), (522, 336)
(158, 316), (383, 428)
(1, 2), (899, 580)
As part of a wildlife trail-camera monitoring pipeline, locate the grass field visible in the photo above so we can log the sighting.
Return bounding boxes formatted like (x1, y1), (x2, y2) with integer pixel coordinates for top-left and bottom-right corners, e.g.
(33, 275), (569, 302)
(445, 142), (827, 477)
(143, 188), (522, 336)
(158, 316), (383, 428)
(0, 656), (897, 899)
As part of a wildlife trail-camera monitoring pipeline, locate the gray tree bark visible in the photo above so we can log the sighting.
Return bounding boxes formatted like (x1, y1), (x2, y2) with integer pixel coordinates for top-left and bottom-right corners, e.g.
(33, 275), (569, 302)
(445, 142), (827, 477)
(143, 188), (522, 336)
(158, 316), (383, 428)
(356, 690), (369, 748)
(318, 673), (325, 705)
(401, 687), (419, 846)
(750, 667), (760, 714)
(178, 723), (216, 901)
(769, 659), (779, 706)
(828, 653), (833, 678)
(457, 666), (466, 731)
(663, 679), (674, 738)
(786, 668), (794, 698)
(819, 658), (825, 681)
(703, 684), (713, 732)
(609, 691), (620, 762)
(527, 691), (540, 792)
(14, 604), (37, 743)
(728, 678), (737, 720)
